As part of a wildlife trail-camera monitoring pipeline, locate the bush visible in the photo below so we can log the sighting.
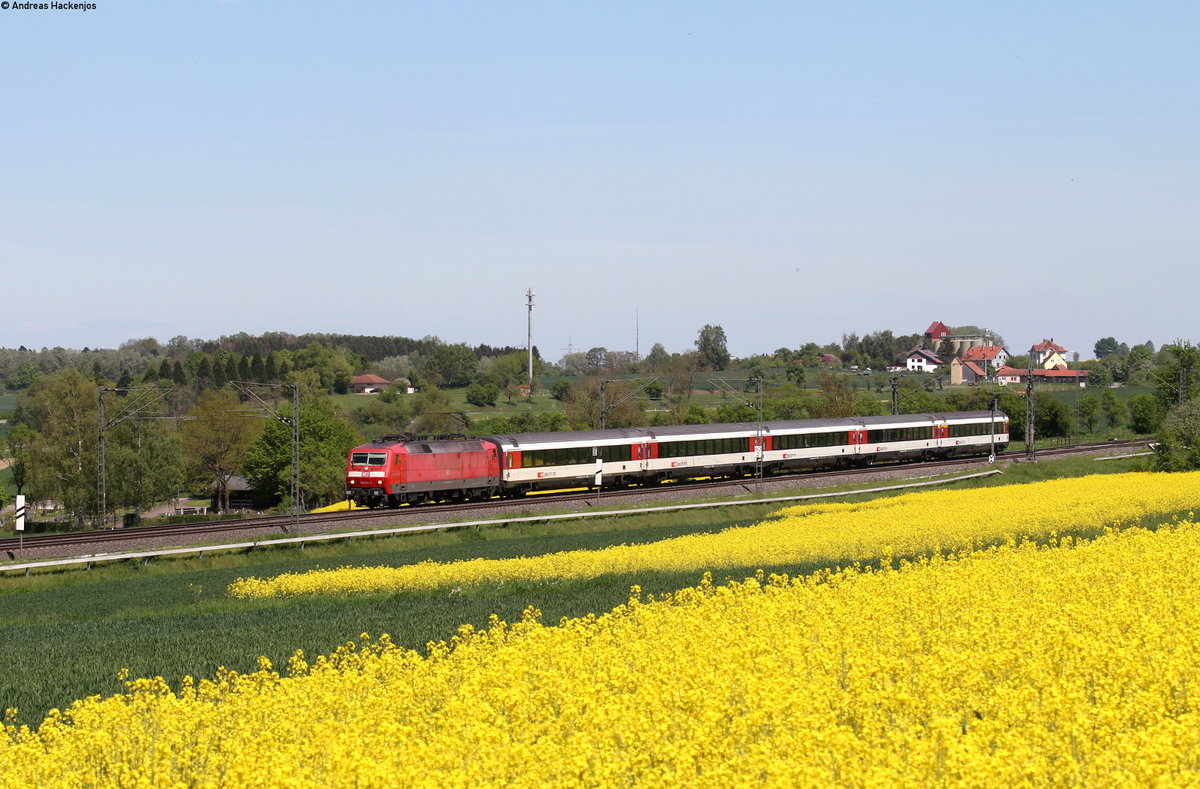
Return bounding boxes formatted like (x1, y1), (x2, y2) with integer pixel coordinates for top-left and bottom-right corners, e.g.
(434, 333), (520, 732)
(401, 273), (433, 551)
(1152, 399), (1200, 471)
(465, 381), (499, 408)
(1129, 394), (1166, 434)
(550, 379), (572, 401)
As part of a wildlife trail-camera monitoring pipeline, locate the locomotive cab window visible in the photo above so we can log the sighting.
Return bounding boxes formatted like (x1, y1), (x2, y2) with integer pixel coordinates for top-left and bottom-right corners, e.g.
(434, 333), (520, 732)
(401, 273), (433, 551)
(352, 452), (388, 466)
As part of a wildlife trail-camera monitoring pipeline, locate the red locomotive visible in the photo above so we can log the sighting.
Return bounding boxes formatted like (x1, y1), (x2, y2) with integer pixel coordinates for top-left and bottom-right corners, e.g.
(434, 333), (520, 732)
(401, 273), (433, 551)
(346, 437), (501, 507)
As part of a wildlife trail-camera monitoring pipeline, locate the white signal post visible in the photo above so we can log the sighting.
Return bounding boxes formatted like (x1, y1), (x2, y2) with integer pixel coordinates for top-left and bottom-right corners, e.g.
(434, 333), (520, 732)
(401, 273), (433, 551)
(989, 398), (998, 464)
(14, 494), (25, 552)
(593, 449), (602, 505)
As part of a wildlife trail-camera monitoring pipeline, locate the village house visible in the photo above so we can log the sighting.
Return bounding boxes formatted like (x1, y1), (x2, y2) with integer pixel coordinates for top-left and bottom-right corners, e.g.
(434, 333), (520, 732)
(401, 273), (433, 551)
(1030, 339), (1069, 369)
(994, 366), (1089, 388)
(350, 374), (391, 394)
(906, 347), (943, 373)
(923, 321), (951, 346)
(961, 345), (1010, 371)
(950, 358), (987, 385)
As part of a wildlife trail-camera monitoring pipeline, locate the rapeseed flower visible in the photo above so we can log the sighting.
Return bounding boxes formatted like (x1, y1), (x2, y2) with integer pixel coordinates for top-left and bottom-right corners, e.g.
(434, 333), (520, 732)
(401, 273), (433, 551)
(5, 521), (1200, 786)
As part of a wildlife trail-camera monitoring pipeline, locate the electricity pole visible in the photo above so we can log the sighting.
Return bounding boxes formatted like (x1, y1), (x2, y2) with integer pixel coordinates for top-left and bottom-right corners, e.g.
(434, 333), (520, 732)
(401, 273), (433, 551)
(708, 377), (766, 490)
(97, 385), (173, 529)
(1025, 364), (1036, 462)
(526, 288), (535, 392)
(232, 381), (301, 534)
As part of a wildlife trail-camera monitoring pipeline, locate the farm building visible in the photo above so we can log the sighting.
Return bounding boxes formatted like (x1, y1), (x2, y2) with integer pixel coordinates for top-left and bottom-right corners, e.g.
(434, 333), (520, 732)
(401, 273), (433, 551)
(351, 374), (391, 394)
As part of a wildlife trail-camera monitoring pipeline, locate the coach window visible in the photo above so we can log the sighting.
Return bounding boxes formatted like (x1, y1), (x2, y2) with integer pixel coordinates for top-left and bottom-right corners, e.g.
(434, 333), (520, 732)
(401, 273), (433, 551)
(598, 445), (629, 463)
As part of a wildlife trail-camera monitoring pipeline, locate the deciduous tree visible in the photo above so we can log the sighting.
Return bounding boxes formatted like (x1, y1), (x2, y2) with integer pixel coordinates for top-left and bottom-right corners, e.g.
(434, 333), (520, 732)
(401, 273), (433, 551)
(179, 390), (260, 513)
(564, 378), (645, 429)
(1152, 399), (1200, 471)
(813, 373), (855, 418)
(1093, 337), (1123, 358)
(1101, 389), (1127, 429)
(1153, 340), (1200, 410)
(14, 369), (100, 526)
(4, 423), (33, 496)
(106, 413), (182, 519)
(1077, 392), (1101, 433)
(643, 343), (670, 371)
(243, 395), (358, 509)
(1128, 394), (1166, 434)
(695, 325), (731, 371)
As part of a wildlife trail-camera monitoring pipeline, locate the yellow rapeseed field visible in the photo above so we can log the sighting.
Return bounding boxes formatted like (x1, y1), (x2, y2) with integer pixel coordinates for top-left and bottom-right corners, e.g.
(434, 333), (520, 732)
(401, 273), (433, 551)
(5, 519), (1200, 786)
(229, 471), (1200, 598)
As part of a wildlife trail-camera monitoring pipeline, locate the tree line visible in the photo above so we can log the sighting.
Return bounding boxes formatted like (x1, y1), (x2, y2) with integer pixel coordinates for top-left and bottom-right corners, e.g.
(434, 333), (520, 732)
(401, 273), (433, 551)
(3, 328), (1199, 524)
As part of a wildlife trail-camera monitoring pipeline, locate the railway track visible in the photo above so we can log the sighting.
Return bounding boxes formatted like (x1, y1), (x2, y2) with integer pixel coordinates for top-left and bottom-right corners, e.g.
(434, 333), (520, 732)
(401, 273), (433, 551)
(0, 440), (1149, 559)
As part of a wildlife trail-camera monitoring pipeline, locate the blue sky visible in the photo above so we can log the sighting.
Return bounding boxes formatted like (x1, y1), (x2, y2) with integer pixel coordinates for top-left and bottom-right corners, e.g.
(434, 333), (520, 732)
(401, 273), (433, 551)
(2, 1), (1196, 361)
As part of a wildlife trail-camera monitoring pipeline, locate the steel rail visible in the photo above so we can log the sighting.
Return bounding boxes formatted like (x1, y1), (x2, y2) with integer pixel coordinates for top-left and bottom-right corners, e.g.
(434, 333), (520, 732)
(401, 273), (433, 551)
(0, 470), (1004, 576)
(0, 440), (1146, 556)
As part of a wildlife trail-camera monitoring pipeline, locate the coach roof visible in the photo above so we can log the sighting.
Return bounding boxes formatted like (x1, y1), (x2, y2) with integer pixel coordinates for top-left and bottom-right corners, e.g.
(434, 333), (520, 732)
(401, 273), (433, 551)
(480, 412), (1005, 450)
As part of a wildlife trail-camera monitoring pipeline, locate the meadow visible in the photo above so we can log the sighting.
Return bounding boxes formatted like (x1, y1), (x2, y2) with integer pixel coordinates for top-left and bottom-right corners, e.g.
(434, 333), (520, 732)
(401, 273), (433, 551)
(6, 457), (1199, 786)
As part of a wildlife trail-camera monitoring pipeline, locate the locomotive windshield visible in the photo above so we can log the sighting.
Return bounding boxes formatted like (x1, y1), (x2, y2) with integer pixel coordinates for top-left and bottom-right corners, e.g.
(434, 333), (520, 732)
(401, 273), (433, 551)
(351, 452), (389, 466)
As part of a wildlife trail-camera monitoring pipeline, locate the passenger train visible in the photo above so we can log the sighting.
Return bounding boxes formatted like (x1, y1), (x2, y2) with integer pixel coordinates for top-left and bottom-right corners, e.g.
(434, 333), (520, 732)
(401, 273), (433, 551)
(345, 411), (1009, 508)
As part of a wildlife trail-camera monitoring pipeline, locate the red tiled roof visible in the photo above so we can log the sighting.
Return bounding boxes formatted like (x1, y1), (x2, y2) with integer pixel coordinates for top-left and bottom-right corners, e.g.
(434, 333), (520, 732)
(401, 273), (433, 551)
(352, 374), (391, 385)
(994, 366), (1088, 379)
(962, 345), (1006, 362)
(1031, 339), (1066, 354)
(963, 360), (986, 376)
(924, 321), (950, 338)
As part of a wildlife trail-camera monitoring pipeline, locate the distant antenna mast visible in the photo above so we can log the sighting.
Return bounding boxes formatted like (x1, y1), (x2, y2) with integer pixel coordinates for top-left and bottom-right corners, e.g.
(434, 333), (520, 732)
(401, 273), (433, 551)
(526, 288), (535, 390)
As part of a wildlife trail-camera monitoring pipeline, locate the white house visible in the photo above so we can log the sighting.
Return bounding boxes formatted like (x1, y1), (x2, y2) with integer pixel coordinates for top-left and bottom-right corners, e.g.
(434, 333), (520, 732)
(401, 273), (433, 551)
(906, 347), (943, 373)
